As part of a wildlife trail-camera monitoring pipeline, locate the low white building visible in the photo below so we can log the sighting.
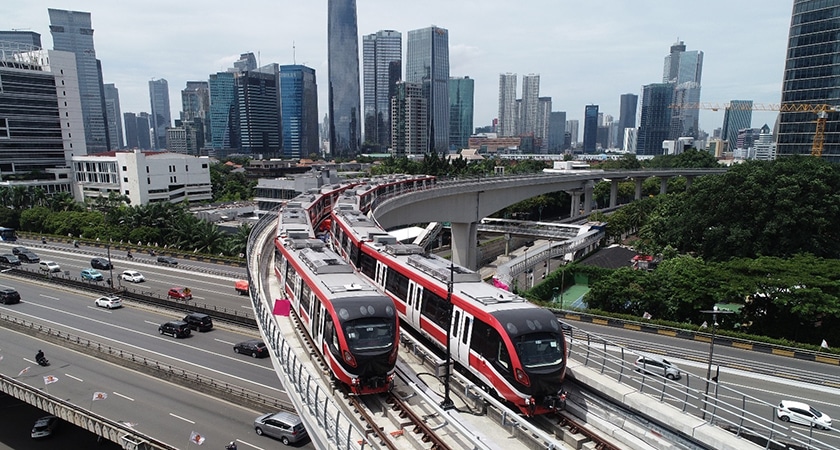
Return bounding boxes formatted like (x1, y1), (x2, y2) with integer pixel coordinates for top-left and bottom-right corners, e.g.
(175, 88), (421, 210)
(72, 150), (212, 205)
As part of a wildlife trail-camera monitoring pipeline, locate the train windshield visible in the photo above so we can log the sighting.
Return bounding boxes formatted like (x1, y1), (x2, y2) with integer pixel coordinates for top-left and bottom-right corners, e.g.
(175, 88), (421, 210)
(344, 318), (395, 352)
(514, 332), (564, 369)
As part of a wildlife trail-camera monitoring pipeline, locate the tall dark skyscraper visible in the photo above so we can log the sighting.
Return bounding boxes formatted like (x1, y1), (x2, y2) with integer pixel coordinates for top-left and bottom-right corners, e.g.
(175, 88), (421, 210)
(181, 81), (212, 149)
(548, 111), (567, 153)
(149, 78), (171, 150)
(103, 83), (124, 149)
(363, 30), (401, 151)
(583, 105), (599, 153)
(231, 64), (282, 157)
(280, 65), (319, 159)
(618, 93), (638, 149)
(123, 112), (151, 150)
(407, 26), (450, 153)
(48, 8), (110, 153)
(777, 0), (840, 161)
(721, 100), (753, 151)
(328, 0), (361, 158)
(448, 76), (474, 151)
(637, 83), (674, 156)
(209, 71), (235, 150)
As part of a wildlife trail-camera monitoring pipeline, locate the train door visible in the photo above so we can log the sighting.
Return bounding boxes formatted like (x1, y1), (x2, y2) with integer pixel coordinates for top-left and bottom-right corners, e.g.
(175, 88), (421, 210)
(312, 298), (324, 343)
(375, 261), (387, 289)
(407, 280), (422, 326)
(451, 308), (473, 365)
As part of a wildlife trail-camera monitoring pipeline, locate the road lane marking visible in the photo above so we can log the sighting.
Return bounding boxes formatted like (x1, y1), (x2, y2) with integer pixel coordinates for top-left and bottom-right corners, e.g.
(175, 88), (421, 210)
(40, 294), (59, 300)
(88, 305), (113, 313)
(169, 412), (195, 424)
(64, 373), (83, 382)
(14, 305), (285, 394)
(112, 391), (134, 401)
(236, 439), (264, 449)
(215, 338), (236, 346)
(143, 320), (159, 326)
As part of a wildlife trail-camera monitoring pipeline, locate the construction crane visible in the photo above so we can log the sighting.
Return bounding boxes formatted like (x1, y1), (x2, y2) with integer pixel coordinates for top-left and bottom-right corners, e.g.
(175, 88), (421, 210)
(677, 102), (840, 157)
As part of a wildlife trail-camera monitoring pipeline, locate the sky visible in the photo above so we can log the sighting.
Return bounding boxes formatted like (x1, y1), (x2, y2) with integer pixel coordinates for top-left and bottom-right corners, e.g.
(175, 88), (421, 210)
(6, 1), (794, 141)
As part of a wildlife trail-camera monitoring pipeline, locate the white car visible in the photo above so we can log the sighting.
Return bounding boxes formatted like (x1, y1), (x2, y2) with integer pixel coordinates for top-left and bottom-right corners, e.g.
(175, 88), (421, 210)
(38, 260), (61, 273)
(777, 400), (832, 429)
(94, 295), (122, 309)
(120, 270), (145, 283)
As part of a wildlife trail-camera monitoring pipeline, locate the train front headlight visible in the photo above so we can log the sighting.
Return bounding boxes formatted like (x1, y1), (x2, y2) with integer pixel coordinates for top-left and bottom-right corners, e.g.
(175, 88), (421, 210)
(343, 350), (357, 367)
(515, 368), (530, 386)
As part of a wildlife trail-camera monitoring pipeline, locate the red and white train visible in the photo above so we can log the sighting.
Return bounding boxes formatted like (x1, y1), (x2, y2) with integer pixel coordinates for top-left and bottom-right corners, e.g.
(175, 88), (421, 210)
(329, 202), (568, 416)
(273, 193), (399, 395)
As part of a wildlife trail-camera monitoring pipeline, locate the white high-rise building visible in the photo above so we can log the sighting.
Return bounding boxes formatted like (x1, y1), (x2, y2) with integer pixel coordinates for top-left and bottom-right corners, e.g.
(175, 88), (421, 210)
(520, 74), (540, 136)
(566, 120), (579, 147)
(623, 128), (638, 153)
(498, 73), (517, 136)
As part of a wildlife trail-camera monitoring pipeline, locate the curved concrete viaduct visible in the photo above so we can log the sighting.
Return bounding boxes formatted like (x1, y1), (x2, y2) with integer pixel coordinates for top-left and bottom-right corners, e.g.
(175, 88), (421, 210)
(372, 169), (726, 269)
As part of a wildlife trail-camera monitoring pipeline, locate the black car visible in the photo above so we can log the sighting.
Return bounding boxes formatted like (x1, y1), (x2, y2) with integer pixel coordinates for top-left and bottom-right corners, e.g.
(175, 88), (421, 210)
(158, 320), (191, 338)
(11, 246), (27, 255)
(183, 312), (213, 332)
(18, 251), (40, 263)
(234, 339), (268, 358)
(0, 254), (20, 265)
(0, 288), (20, 305)
(157, 255), (178, 265)
(90, 257), (113, 270)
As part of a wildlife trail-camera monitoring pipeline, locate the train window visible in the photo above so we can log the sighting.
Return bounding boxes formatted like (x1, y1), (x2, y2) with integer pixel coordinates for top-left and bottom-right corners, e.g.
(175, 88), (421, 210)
(385, 268), (409, 302)
(452, 311), (460, 338)
(359, 252), (376, 278)
(274, 248), (285, 274)
(497, 341), (511, 371)
(461, 317), (471, 345)
(349, 243), (359, 265)
(421, 289), (449, 330)
(515, 333), (564, 369)
(344, 318), (394, 352)
(470, 318), (508, 373)
(300, 282), (312, 312)
(285, 264), (298, 296)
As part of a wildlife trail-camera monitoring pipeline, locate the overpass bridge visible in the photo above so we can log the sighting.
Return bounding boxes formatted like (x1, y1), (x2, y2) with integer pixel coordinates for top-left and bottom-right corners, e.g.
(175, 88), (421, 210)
(371, 169), (726, 270)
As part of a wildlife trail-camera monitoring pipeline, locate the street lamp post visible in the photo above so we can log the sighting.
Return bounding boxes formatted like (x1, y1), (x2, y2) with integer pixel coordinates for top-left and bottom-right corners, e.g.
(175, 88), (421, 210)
(106, 245), (115, 292)
(440, 261), (455, 410)
(699, 306), (733, 420)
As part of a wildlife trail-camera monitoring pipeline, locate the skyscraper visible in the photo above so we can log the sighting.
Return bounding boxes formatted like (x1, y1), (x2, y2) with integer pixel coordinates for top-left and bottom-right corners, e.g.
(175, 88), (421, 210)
(637, 83), (674, 156)
(663, 40), (703, 139)
(328, 0), (361, 157)
(230, 64), (282, 157)
(498, 73), (517, 137)
(123, 112), (152, 150)
(777, 0), (840, 160)
(48, 8), (110, 153)
(519, 74), (540, 136)
(280, 65), (319, 159)
(406, 25), (450, 153)
(149, 79), (171, 150)
(583, 105), (599, 153)
(0, 31), (42, 48)
(391, 81), (427, 157)
(209, 71), (235, 149)
(536, 97), (551, 150)
(181, 81), (212, 149)
(448, 76), (474, 151)
(103, 84), (124, 149)
(721, 100), (753, 152)
(618, 93), (638, 150)
(548, 111), (566, 153)
(566, 120), (579, 147)
(363, 30), (401, 151)
(233, 53), (257, 72)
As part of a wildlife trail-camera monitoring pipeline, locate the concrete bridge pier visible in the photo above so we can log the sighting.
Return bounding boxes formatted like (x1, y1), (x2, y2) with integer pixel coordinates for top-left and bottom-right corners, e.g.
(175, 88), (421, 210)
(609, 179), (619, 207)
(660, 176), (670, 195)
(570, 190), (582, 218)
(634, 177), (643, 200)
(584, 181), (594, 214)
(451, 221), (478, 270)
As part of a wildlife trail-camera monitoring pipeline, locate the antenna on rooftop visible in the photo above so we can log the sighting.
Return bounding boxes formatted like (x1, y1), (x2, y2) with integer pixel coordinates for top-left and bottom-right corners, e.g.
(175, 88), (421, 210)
(293, 41), (296, 65)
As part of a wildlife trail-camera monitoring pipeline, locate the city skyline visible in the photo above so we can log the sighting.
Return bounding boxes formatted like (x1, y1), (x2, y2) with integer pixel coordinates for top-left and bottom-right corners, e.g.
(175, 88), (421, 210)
(7, 1), (791, 145)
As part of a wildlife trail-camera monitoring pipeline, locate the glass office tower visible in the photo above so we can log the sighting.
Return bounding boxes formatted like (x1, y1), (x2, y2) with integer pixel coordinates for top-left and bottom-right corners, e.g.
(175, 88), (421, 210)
(363, 30), (401, 151)
(280, 65), (319, 159)
(407, 26), (450, 153)
(327, 0), (361, 158)
(48, 8), (110, 153)
(209, 72), (235, 150)
(583, 105), (599, 153)
(448, 76), (474, 151)
(637, 83), (674, 156)
(777, 0), (840, 161)
(149, 78), (171, 150)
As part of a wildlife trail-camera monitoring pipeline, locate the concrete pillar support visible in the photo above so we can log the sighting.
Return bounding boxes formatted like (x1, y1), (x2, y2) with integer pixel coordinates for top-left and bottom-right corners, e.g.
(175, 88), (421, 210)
(634, 178), (643, 200)
(685, 176), (693, 189)
(570, 190), (582, 218)
(450, 221), (478, 270)
(660, 177), (669, 195)
(609, 180), (619, 208)
(584, 181), (594, 215)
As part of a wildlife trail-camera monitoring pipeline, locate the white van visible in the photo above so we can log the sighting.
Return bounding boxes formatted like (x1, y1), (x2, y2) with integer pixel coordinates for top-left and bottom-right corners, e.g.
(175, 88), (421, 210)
(39, 261), (61, 273)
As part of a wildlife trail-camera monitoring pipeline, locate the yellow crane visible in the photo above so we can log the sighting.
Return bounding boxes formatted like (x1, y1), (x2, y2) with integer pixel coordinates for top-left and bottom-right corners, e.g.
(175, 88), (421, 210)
(678, 102), (839, 157)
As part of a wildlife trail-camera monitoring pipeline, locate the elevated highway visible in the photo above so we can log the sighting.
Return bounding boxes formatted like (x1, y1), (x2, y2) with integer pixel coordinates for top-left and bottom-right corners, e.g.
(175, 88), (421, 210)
(372, 169), (726, 269)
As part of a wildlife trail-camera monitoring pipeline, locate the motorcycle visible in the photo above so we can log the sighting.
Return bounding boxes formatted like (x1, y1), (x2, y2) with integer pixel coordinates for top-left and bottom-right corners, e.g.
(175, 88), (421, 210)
(36, 356), (50, 367)
(225, 443), (237, 450)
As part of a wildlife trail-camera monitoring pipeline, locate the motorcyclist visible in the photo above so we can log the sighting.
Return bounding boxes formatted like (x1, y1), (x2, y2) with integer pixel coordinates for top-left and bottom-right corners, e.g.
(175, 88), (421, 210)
(225, 442), (237, 450)
(126, 249), (133, 259)
(36, 349), (45, 363)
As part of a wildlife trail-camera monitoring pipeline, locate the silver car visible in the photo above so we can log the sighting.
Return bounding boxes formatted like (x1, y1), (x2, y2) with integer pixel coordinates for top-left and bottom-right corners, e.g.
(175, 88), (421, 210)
(777, 400), (832, 430)
(254, 411), (308, 445)
(635, 355), (682, 380)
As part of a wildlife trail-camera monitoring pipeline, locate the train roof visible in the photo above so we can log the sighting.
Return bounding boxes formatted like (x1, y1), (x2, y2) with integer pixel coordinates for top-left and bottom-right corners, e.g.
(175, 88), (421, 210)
(332, 207), (542, 315)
